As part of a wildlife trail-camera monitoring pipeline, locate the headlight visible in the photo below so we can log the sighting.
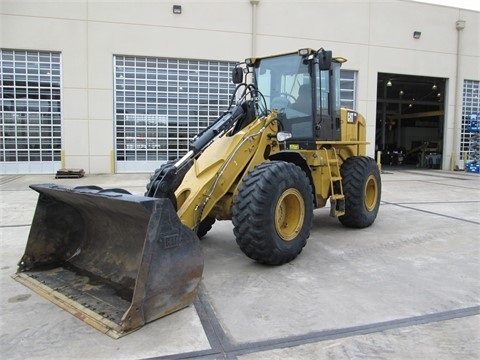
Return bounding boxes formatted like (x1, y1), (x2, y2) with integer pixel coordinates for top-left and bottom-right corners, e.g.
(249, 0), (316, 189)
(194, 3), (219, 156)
(277, 131), (292, 142)
(298, 48), (310, 56)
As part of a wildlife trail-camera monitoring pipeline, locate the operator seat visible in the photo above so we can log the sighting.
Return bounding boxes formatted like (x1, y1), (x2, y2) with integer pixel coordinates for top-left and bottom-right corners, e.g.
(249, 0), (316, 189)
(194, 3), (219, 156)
(291, 84), (312, 115)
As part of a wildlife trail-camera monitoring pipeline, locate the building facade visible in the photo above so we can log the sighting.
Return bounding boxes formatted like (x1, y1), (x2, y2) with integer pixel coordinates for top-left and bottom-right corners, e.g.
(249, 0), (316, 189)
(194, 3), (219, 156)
(1, 0), (479, 174)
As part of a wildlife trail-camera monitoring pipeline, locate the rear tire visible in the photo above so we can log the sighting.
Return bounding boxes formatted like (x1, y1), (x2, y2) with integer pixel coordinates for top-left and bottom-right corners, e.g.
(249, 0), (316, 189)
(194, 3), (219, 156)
(232, 161), (313, 265)
(338, 156), (381, 228)
(197, 216), (216, 239)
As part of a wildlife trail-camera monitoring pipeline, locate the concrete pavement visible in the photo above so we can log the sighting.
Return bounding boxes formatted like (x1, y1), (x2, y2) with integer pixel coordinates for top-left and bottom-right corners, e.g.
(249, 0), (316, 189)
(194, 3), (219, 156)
(0, 169), (479, 359)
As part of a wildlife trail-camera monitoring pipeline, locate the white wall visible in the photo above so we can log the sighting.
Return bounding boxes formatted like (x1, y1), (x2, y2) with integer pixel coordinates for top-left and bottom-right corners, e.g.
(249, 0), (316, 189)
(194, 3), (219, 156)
(1, 0), (479, 173)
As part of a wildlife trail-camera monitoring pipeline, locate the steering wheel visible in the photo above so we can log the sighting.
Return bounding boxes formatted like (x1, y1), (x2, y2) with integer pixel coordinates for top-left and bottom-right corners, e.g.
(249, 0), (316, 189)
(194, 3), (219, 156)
(271, 93), (297, 111)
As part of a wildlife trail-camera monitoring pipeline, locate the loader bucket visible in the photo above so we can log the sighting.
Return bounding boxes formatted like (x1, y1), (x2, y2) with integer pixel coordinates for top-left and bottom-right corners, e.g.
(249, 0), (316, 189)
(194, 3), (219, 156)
(13, 184), (203, 339)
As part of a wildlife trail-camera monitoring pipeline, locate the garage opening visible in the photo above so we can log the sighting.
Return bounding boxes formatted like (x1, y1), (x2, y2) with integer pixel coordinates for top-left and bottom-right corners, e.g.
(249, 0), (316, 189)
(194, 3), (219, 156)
(1, 49), (62, 174)
(113, 55), (237, 173)
(376, 73), (446, 169)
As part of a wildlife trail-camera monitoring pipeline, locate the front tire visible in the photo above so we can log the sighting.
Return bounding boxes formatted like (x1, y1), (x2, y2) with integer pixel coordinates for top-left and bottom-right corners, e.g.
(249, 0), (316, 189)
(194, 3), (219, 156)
(338, 156), (381, 228)
(145, 160), (178, 207)
(147, 161), (215, 239)
(232, 161), (313, 265)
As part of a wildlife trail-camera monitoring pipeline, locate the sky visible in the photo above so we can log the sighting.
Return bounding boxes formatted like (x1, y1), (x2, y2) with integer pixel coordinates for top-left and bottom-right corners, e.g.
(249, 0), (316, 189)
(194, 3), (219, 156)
(411, 0), (480, 11)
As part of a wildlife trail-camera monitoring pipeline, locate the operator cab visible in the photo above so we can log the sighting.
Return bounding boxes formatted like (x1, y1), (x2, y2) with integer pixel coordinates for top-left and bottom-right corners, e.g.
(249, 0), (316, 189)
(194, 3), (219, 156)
(246, 48), (344, 149)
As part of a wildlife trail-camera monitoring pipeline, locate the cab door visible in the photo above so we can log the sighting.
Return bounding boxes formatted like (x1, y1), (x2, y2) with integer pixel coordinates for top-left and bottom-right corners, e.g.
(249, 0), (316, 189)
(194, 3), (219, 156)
(314, 63), (341, 141)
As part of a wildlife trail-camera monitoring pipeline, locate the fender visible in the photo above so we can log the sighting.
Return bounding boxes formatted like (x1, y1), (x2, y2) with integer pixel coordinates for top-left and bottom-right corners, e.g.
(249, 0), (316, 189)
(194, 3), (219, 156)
(269, 151), (317, 207)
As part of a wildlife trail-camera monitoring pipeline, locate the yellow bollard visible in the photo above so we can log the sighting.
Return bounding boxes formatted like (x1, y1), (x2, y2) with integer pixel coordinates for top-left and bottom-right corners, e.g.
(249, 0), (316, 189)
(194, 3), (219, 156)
(376, 151), (382, 173)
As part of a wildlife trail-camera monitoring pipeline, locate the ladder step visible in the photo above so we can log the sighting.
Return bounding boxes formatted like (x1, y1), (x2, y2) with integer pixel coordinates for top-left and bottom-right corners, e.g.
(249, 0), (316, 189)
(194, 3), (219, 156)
(324, 148), (344, 216)
(329, 197), (346, 217)
(334, 210), (346, 217)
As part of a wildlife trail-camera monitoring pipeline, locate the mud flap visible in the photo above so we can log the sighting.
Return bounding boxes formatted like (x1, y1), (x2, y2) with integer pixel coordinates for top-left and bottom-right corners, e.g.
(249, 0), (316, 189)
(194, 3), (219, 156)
(13, 184), (203, 339)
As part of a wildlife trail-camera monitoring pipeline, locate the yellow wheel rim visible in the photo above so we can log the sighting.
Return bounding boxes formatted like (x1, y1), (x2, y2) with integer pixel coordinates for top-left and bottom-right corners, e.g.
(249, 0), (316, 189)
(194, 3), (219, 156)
(275, 188), (305, 241)
(364, 175), (378, 211)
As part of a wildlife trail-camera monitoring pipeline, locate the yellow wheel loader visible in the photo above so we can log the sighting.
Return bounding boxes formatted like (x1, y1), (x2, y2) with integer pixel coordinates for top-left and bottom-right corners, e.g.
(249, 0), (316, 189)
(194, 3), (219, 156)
(14, 48), (381, 338)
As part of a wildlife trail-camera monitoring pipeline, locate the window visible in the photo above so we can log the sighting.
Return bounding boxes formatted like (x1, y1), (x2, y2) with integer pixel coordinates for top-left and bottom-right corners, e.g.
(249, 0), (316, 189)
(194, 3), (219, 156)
(114, 56), (237, 171)
(253, 53), (313, 139)
(316, 69), (330, 115)
(1, 49), (62, 172)
(460, 79), (480, 162)
(340, 69), (357, 110)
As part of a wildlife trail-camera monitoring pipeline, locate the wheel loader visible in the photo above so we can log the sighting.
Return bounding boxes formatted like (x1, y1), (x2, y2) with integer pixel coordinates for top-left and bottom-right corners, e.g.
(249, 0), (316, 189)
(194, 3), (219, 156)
(13, 48), (381, 338)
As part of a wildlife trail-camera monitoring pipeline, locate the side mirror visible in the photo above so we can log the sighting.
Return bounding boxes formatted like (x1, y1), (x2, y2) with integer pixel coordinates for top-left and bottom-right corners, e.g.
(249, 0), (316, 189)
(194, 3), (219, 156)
(318, 50), (332, 70)
(232, 67), (243, 84)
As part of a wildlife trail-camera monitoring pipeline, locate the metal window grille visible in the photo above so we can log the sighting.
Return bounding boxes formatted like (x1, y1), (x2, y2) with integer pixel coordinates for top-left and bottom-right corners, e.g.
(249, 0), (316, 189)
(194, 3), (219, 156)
(114, 55), (237, 171)
(460, 80), (480, 160)
(0, 49), (62, 172)
(340, 70), (357, 110)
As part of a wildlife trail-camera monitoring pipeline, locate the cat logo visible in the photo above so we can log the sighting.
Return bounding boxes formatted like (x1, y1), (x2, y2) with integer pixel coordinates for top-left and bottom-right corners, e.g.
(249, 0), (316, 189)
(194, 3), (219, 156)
(347, 111), (358, 124)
